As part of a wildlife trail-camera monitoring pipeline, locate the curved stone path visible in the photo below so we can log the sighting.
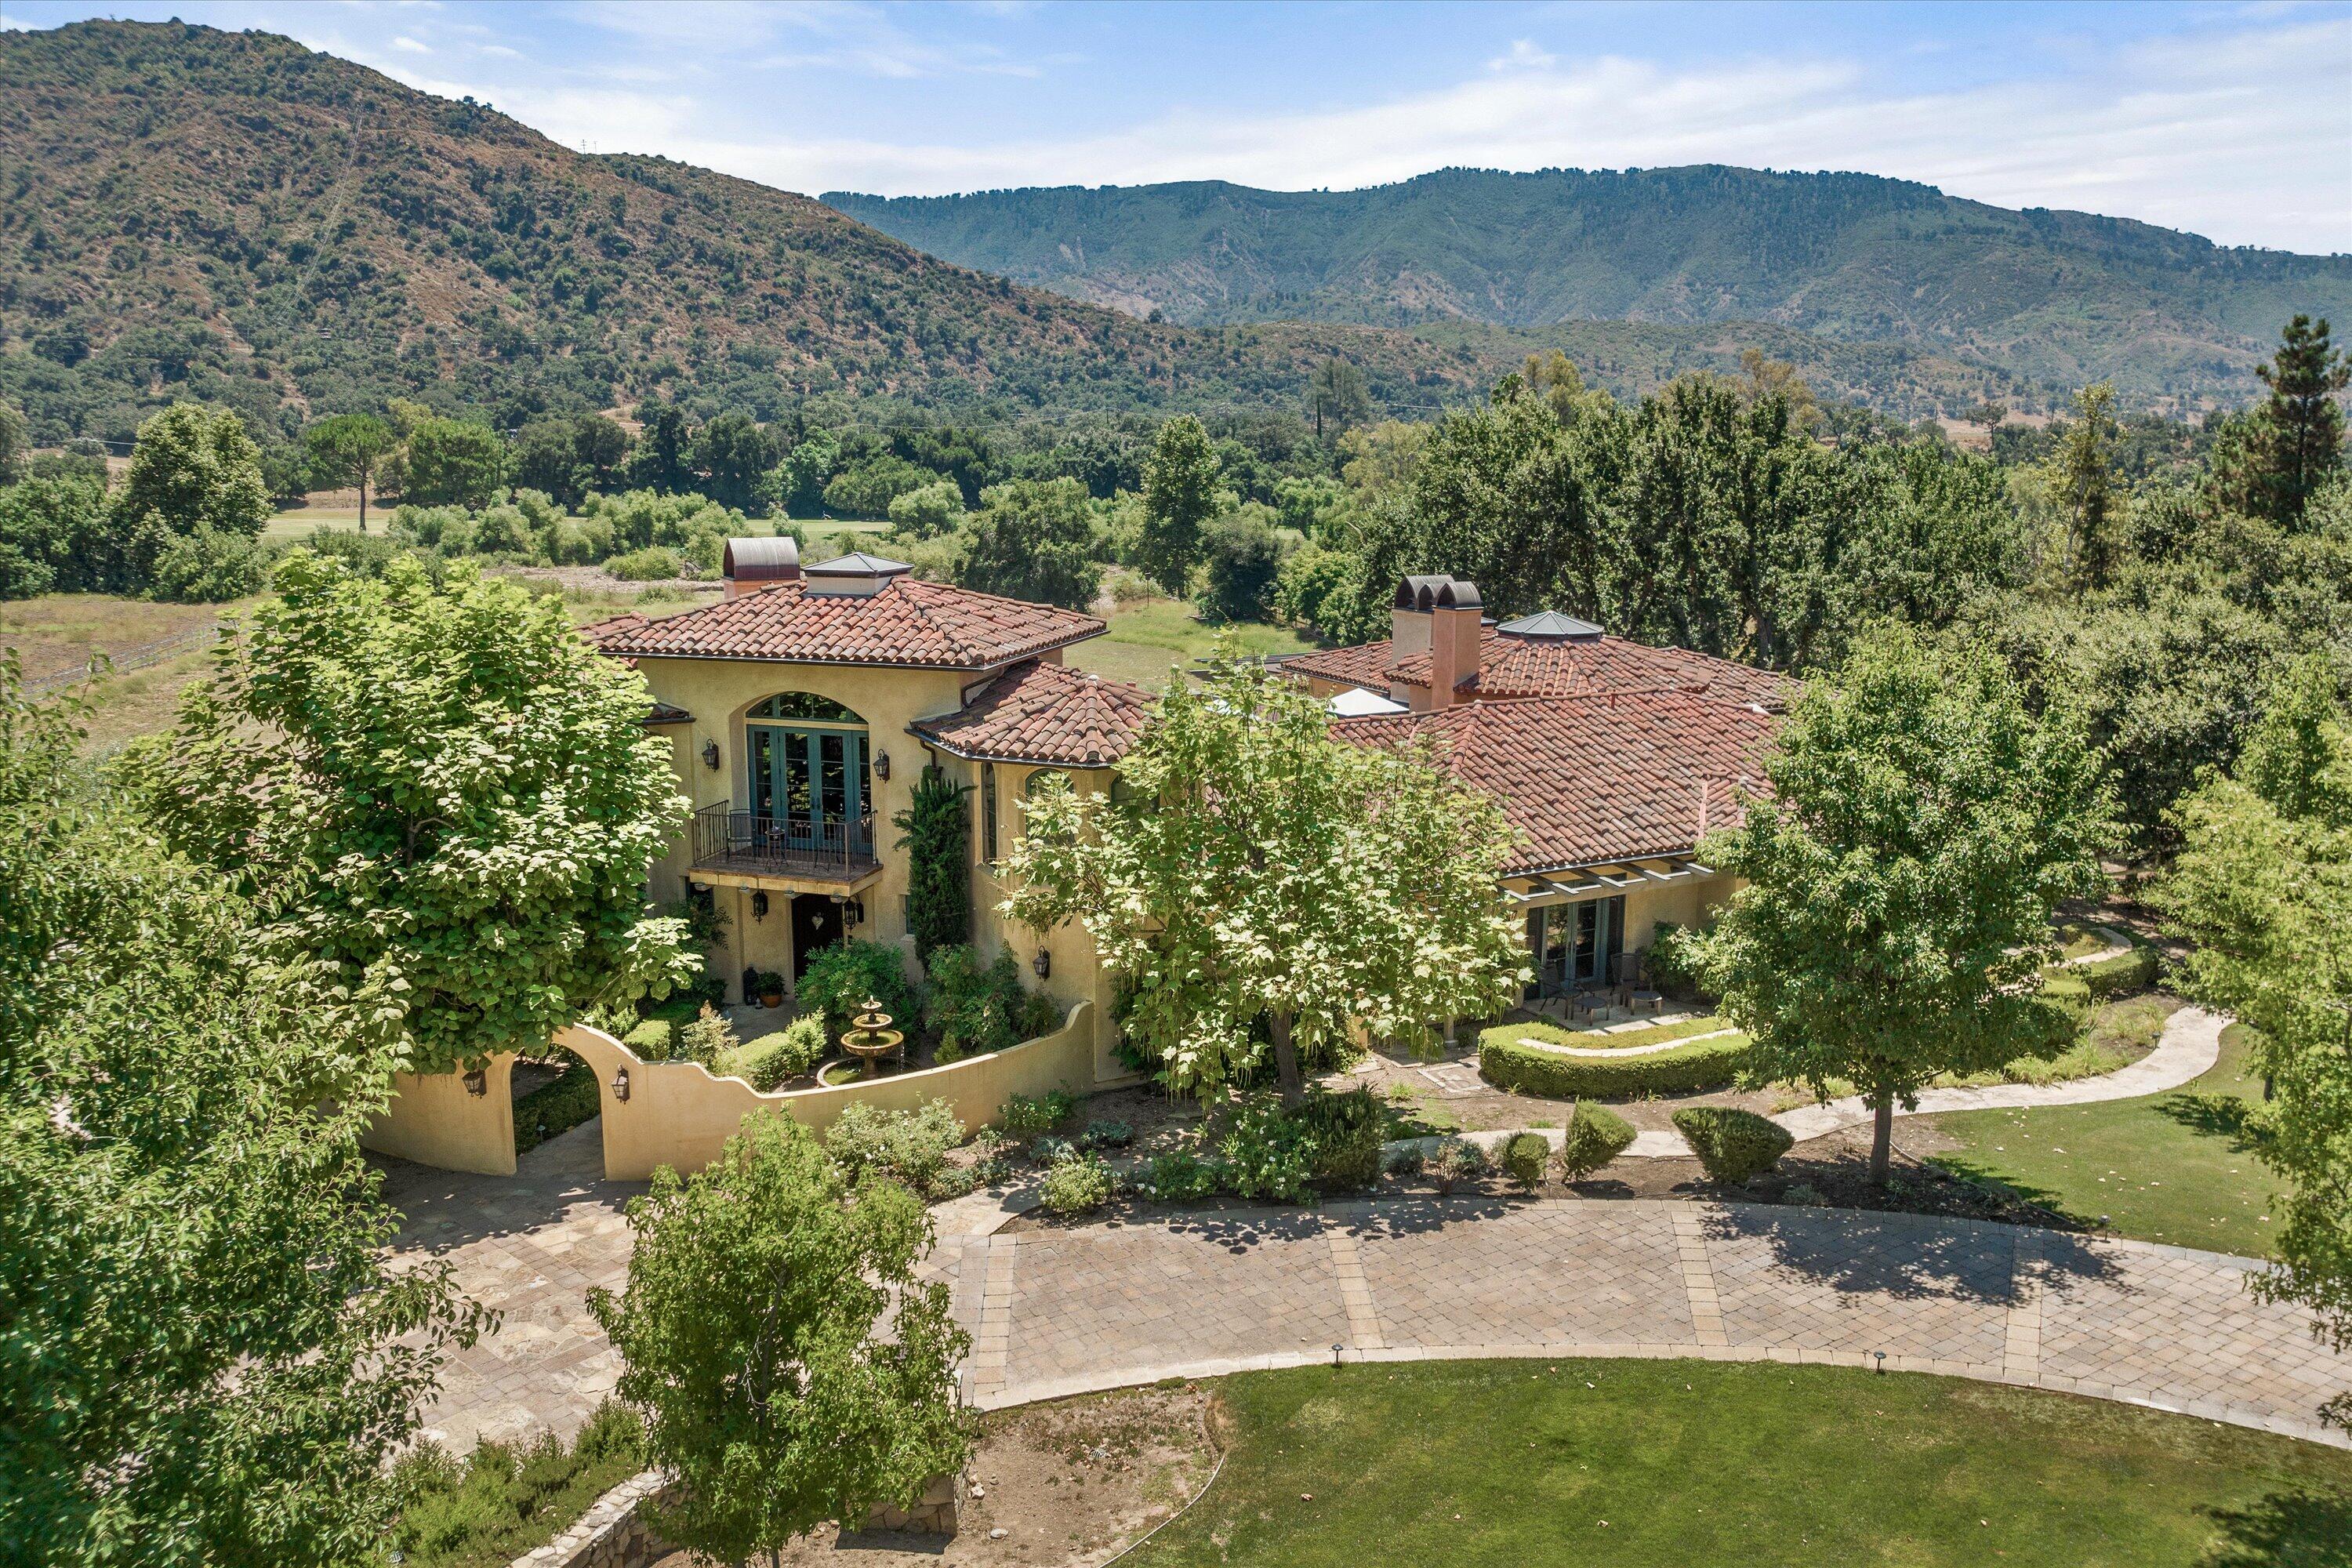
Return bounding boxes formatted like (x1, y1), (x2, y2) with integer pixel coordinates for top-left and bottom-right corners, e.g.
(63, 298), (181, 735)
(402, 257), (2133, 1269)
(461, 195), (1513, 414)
(388, 1096), (2349, 1457)
(945, 1196), (2347, 1447)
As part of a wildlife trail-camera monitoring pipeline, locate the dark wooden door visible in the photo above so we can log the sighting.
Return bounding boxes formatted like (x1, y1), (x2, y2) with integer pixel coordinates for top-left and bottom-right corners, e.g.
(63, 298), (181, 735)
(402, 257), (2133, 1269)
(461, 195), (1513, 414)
(790, 893), (843, 982)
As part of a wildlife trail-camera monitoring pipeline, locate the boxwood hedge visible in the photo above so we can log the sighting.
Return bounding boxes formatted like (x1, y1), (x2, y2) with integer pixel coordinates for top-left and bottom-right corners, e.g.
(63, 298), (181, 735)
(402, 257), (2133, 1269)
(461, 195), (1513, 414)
(1478, 1029), (1751, 1098)
(2075, 945), (2161, 1000)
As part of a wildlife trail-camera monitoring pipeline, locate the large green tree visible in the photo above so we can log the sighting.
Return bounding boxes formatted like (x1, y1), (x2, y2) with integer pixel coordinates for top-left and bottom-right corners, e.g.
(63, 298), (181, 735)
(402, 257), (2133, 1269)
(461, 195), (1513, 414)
(114, 401), (271, 540)
(402, 416), (510, 508)
(999, 652), (1527, 1102)
(1137, 414), (1221, 597)
(956, 476), (1102, 610)
(2159, 655), (2352, 1427)
(2038, 382), (2129, 590)
(589, 1115), (970, 1568)
(2245, 315), (2349, 529)
(1695, 626), (2115, 1181)
(302, 412), (397, 532)
(134, 553), (695, 1074)
(0, 660), (483, 1565)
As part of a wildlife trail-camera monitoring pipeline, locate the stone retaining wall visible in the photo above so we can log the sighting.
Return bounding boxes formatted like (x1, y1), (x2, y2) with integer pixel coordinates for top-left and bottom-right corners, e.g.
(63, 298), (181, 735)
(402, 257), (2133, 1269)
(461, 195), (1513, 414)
(507, 1470), (961, 1568)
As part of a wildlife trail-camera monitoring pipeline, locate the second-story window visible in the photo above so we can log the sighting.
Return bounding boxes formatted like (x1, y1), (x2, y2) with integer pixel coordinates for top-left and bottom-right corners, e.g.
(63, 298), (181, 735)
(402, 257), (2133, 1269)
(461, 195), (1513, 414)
(981, 762), (998, 864)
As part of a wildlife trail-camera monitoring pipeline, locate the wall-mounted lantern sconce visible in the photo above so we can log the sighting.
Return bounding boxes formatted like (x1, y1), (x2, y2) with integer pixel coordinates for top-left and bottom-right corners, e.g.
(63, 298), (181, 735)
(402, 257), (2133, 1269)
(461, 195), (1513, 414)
(844, 898), (864, 927)
(611, 1068), (631, 1103)
(751, 891), (770, 921)
(1033, 946), (1052, 981)
(873, 750), (891, 781)
(702, 740), (721, 771)
(462, 1068), (488, 1098)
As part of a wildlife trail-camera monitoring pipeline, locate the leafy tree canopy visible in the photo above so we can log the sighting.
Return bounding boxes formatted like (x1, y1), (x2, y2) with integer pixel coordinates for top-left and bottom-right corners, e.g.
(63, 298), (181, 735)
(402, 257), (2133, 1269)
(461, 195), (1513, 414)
(1695, 626), (2116, 1181)
(589, 1115), (970, 1568)
(132, 551), (695, 1074)
(999, 652), (1527, 1102)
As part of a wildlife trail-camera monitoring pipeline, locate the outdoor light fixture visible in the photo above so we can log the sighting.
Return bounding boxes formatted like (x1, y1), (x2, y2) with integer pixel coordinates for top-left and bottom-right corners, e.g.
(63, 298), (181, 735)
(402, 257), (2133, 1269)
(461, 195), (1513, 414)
(611, 1068), (630, 1103)
(462, 1068), (487, 1098)
(844, 898), (865, 927)
(1873, 1351), (1886, 1375)
(702, 740), (720, 771)
(874, 750), (891, 781)
(1033, 946), (1051, 980)
(751, 891), (769, 921)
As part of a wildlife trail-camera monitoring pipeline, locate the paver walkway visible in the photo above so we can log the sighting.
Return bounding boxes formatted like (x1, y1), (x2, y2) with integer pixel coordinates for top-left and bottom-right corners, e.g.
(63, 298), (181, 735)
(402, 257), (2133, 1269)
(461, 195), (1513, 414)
(387, 1119), (2348, 1453)
(945, 1198), (2348, 1446)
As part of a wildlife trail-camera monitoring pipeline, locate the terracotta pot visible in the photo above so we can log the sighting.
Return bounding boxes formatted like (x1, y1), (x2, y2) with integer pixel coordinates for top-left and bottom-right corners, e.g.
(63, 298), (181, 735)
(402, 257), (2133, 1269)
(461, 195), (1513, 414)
(760, 989), (784, 1009)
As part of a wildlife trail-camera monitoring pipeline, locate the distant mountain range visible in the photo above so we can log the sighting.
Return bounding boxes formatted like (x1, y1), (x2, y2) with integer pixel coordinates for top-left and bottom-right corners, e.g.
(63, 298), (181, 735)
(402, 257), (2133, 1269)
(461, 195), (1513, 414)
(2, 20), (2307, 449)
(828, 169), (2352, 405)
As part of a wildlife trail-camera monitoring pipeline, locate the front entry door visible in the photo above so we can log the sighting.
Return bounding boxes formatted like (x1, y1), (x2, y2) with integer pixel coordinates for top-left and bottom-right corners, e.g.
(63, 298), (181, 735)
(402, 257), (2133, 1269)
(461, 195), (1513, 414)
(789, 893), (844, 983)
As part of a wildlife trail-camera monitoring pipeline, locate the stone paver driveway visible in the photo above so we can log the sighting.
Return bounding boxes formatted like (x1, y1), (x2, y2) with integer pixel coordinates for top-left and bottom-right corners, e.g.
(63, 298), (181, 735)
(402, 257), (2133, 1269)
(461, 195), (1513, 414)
(387, 1149), (2349, 1450)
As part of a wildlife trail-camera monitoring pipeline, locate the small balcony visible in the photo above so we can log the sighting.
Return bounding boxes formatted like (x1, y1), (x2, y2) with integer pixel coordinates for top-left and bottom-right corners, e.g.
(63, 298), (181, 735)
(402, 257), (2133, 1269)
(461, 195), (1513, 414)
(691, 802), (882, 887)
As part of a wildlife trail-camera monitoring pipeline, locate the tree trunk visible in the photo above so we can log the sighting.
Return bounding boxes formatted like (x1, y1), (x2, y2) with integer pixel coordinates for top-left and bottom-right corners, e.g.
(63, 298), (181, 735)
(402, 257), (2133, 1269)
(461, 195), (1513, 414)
(1869, 1090), (1893, 1185)
(357, 474), (368, 534)
(1269, 1010), (1305, 1105)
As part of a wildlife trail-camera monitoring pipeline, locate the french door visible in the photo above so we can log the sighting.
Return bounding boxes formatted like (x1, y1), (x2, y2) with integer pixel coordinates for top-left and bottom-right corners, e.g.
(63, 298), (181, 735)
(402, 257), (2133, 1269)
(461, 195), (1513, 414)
(748, 723), (869, 850)
(1525, 895), (1624, 996)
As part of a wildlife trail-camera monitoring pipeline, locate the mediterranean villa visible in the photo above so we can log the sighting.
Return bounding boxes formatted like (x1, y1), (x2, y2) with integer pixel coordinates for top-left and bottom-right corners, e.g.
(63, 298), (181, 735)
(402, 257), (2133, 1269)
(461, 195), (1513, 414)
(583, 545), (1786, 1070)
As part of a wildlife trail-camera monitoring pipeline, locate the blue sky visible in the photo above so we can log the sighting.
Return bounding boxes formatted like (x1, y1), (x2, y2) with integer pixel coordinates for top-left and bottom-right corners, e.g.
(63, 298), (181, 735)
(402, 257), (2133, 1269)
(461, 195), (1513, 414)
(7, 1), (2350, 250)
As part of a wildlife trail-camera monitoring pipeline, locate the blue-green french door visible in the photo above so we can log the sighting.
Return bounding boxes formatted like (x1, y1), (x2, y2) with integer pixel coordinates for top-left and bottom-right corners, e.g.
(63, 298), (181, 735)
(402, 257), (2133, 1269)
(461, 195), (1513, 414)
(748, 723), (870, 851)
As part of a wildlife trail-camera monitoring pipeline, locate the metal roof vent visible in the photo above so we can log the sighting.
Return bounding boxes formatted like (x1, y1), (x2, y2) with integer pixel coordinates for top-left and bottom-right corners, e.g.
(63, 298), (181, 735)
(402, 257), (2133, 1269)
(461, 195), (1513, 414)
(1497, 611), (1604, 641)
(804, 551), (913, 597)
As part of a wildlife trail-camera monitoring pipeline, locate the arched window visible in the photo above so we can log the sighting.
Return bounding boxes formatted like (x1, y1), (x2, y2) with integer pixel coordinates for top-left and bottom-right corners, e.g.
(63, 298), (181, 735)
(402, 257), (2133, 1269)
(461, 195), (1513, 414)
(1023, 768), (1069, 800)
(748, 692), (862, 724)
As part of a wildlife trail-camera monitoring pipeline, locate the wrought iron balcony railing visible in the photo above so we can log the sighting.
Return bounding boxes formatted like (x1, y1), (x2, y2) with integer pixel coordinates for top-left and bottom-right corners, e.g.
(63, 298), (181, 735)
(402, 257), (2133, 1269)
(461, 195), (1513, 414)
(691, 803), (880, 882)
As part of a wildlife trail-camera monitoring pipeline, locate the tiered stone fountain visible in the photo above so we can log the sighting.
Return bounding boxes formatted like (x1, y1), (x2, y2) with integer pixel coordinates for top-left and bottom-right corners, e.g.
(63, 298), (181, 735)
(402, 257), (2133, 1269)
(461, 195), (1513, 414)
(838, 996), (903, 1080)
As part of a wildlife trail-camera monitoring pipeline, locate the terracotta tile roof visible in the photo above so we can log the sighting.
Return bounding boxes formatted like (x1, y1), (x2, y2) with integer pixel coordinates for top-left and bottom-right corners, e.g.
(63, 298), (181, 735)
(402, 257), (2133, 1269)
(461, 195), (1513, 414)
(1287, 629), (1792, 710)
(1335, 690), (1778, 876)
(910, 660), (1156, 767)
(585, 579), (1105, 670)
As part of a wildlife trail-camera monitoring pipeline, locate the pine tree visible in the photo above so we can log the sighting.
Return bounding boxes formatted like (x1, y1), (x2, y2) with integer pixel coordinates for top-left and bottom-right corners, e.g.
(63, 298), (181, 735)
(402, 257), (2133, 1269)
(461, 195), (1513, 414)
(2250, 314), (2348, 528)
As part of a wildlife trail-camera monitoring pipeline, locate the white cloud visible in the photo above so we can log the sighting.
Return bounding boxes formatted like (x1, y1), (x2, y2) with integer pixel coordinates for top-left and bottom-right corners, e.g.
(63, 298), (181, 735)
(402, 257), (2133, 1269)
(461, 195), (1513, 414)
(391, 34), (427, 53)
(1489, 38), (1556, 71)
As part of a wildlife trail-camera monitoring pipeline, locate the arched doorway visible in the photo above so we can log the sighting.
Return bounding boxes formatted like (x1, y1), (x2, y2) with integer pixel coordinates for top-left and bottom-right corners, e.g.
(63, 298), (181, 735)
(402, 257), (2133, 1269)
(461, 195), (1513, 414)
(746, 692), (873, 862)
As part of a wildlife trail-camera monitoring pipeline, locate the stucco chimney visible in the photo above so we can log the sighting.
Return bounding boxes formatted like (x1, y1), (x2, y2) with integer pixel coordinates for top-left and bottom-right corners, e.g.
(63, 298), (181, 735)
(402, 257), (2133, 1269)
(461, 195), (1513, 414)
(1425, 578), (1483, 711)
(721, 536), (801, 601)
(1389, 575), (1439, 666)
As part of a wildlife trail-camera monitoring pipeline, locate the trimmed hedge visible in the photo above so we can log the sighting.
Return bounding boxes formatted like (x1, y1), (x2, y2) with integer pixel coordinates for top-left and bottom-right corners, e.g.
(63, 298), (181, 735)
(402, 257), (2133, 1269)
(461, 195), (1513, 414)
(621, 1018), (673, 1058)
(2077, 945), (2161, 999)
(1504, 1014), (1729, 1053)
(719, 1014), (828, 1090)
(514, 1051), (600, 1153)
(1479, 1031), (1751, 1098)
(1559, 1101), (1638, 1179)
(1296, 1087), (1386, 1191)
(1503, 1131), (1550, 1192)
(1671, 1107), (1793, 1185)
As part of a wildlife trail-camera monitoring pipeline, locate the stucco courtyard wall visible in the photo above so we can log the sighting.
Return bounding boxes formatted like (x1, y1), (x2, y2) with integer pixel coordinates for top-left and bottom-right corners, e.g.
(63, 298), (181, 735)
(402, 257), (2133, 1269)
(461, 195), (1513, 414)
(561, 1000), (1105, 1180)
(361, 1052), (518, 1176)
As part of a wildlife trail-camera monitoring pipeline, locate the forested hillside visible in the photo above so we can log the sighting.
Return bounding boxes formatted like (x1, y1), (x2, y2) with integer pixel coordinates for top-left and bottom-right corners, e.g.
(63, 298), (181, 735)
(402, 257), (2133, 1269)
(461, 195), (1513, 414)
(2, 21), (2051, 445)
(827, 169), (2352, 404)
(0, 20), (1501, 445)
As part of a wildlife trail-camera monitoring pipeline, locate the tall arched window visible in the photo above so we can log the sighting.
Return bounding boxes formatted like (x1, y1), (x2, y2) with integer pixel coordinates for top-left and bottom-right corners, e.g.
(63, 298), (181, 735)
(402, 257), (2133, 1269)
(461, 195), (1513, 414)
(746, 691), (871, 853)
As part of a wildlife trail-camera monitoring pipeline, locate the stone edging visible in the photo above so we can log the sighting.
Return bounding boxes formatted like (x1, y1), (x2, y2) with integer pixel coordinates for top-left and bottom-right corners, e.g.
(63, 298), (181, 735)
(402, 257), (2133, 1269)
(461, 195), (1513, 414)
(510, 1468), (671, 1568)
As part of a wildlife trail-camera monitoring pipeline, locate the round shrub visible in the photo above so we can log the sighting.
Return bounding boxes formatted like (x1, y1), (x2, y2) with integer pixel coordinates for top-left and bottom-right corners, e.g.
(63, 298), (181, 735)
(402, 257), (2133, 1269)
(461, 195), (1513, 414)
(1671, 1107), (1794, 1185)
(999, 1089), (1076, 1136)
(797, 938), (917, 1036)
(720, 1013), (828, 1090)
(1431, 1137), (1488, 1193)
(605, 545), (681, 581)
(2077, 945), (2161, 999)
(1559, 1101), (1637, 1180)
(621, 1018), (673, 1058)
(1215, 1094), (1316, 1203)
(1503, 1131), (1551, 1192)
(1140, 1149), (1217, 1202)
(1040, 1150), (1116, 1215)
(823, 1098), (965, 1190)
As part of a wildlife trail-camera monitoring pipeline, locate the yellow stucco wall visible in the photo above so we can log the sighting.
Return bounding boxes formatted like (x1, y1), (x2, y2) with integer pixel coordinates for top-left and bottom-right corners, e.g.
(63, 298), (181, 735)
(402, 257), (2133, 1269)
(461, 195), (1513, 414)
(361, 1053), (518, 1175)
(559, 1001), (1102, 1180)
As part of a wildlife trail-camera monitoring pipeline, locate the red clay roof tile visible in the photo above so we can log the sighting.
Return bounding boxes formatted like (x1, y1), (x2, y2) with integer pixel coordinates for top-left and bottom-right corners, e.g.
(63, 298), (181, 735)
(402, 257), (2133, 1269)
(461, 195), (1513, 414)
(1335, 689), (1777, 875)
(910, 659), (1155, 767)
(586, 579), (1104, 670)
(1288, 629), (1791, 710)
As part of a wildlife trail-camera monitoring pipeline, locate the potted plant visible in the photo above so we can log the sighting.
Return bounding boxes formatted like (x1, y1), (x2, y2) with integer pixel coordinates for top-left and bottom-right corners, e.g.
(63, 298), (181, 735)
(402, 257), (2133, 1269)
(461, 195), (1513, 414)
(756, 970), (786, 1009)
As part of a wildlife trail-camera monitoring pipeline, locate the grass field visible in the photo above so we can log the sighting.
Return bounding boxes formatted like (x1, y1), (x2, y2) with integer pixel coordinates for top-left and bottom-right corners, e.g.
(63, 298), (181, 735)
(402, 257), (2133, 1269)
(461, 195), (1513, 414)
(1067, 597), (1323, 691)
(1931, 1022), (2278, 1256)
(1134, 1361), (2352, 1566)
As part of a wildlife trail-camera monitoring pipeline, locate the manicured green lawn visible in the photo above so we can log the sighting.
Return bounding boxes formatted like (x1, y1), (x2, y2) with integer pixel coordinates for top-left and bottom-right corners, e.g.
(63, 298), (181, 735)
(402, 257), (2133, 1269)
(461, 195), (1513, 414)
(1931, 1022), (2278, 1257)
(1133, 1360), (2352, 1566)
(1066, 598), (1322, 691)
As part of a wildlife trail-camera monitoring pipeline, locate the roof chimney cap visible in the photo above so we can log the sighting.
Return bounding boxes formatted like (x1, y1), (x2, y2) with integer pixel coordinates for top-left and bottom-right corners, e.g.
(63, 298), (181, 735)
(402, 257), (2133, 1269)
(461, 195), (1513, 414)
(722, 535), (801, 583)
(1497, 610), (1603, 641)
(1394, 573), (1482, 612)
